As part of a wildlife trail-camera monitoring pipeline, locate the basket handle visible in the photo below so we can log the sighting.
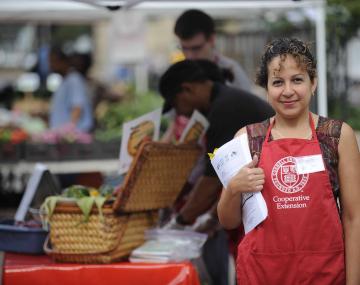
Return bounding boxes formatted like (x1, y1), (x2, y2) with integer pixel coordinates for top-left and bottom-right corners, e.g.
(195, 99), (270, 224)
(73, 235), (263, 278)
(43, 235), (54, 255)
(43, 234), (122, 256)
(43, 235), (118, 256)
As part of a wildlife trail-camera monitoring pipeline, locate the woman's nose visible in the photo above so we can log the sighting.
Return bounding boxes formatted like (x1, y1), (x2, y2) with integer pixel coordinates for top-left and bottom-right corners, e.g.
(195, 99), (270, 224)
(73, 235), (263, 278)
(282, 82), (294, 96)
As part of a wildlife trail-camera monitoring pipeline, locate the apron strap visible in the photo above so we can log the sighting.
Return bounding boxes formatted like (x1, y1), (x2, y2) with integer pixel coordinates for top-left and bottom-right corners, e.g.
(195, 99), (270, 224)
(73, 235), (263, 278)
(264, 113), (318, 142)
(264, 119), (274, 143)
(308, 113), (318, 141)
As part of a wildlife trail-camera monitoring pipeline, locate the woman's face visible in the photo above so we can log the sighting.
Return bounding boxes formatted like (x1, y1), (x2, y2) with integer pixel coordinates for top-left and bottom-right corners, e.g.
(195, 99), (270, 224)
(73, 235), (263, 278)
(266, 55), (317, 119)
(174, 89), (196, 118)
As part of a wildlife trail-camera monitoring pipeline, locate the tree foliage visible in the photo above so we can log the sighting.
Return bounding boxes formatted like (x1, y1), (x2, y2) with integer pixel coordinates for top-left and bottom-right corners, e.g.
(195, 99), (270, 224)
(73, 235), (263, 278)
(327, 0), (360, 45)
(327, 0), (360, 125)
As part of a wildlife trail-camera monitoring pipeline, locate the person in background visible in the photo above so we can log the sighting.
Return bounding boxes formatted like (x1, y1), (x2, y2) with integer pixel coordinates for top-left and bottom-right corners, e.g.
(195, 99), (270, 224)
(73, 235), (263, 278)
(174, 9), (252, 91)
(71, 52), (109, 127)
(217, 38), (360, 284)
(164, 11), (258, 281)
(162, 9), (255, 143)
(48, 47), (93, 132)
(159, 59), (274, 285)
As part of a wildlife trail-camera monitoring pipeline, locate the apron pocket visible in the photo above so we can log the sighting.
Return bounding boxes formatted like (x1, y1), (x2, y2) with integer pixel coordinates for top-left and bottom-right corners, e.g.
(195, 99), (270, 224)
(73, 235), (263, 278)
(298, 248), (345, 285)
(236, 248), (252, 285)
(237, 249), (345, 285)
(248, 251), (297, 285)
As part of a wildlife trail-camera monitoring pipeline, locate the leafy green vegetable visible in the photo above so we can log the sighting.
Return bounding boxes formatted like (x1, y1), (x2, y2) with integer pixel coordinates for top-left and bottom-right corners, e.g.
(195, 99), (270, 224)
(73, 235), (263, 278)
(40, 184), (114, 227)
(39, 196), (61, 230)
(94, 196), (107, 222)
(99, 185), (115, 198)
(76, 197), (95, 223)
(63, 185), (90, 198)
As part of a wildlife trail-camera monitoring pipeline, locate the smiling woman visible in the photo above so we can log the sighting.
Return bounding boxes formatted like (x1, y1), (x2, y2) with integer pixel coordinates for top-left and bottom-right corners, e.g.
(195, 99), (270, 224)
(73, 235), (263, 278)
(217, 37), (360, 285)
(266, 55), (315, 124)
(258, 39), (317, 129)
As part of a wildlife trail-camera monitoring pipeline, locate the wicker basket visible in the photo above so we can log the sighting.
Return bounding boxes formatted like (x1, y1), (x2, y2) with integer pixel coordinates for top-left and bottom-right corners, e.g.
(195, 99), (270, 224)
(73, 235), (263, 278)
(44, 141), (201, 263)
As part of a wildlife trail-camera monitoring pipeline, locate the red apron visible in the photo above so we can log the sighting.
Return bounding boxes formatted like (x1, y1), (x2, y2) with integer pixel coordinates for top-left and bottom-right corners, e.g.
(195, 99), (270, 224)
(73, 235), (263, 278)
(236, 116), (345, 285)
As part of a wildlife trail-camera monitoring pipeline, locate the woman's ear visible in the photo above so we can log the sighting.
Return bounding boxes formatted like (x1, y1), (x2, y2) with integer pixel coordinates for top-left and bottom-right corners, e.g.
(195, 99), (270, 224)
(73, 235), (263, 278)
(311, 77), (318, 95)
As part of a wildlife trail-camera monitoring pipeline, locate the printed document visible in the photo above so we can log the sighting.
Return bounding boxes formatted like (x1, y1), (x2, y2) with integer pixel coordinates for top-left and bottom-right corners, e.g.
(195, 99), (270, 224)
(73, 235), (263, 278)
(179, 110), (209, 144)
(210, 134), (268, 234)
(119, 108), (161, 174)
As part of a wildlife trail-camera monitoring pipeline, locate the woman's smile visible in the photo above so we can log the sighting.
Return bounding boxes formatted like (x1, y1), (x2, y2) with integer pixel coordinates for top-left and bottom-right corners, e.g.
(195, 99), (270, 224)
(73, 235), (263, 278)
(280, 100), (299, 108)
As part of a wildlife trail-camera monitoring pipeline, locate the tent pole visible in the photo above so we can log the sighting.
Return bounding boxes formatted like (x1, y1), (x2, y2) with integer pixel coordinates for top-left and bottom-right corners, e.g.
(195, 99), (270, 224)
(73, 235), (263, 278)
(315, 0), (327, 117)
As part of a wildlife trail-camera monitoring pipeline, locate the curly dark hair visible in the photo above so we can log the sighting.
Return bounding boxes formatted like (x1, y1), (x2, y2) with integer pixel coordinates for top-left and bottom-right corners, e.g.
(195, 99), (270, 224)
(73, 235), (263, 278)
(256, 38), (317, 89)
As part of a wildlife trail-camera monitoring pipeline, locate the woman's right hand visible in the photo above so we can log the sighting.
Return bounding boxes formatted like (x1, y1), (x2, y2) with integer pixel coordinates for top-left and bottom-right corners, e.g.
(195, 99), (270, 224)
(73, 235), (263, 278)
(227, 155), (265, 195)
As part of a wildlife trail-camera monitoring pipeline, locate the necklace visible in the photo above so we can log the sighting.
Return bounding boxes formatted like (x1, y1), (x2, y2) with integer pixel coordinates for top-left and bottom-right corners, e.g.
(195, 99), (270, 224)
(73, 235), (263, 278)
(271, 128), (313, 140)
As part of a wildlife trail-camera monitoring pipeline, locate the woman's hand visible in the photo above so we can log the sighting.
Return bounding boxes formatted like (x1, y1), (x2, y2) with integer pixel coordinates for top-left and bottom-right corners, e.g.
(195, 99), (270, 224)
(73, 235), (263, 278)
(227, 155), (265, 194)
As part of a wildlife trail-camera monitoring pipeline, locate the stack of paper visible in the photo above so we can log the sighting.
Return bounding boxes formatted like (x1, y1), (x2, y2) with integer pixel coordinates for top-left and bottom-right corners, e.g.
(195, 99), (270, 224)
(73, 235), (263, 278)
(130, 229), (207, 263)
(209, 134), (268, 234)
(130, 240), (183, 263)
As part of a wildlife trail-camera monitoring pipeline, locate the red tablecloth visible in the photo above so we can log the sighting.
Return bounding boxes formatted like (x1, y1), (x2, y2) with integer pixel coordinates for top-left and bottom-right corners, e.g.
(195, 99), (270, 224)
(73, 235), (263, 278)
(3, 253), (201, 285)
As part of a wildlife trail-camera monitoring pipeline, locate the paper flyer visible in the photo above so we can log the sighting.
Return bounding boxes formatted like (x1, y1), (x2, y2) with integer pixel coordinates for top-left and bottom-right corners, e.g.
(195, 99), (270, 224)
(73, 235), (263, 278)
(210, 134), (251, 188)
(241, 192), (268, 234)
(119, 108), (162, 174)
(209, 134), (268, 234)
(179, 110), (209, 144)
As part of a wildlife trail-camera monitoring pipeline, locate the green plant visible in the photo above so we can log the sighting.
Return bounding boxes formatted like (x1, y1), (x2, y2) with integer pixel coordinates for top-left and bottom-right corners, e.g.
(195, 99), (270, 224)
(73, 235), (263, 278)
(102, 91), (163, 129)
(328, 97), (360, 130)
(95, 91), (164, 141)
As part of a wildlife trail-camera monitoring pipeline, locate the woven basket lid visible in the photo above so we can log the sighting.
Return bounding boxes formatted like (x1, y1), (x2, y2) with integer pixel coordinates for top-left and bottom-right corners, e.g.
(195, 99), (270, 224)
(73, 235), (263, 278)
(113, 141), (201, 213)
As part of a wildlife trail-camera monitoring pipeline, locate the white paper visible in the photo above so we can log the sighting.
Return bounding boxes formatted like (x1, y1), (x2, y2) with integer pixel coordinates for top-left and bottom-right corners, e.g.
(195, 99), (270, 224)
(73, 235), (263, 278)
(119, 108), (162, 174)
(209, 134), (268, 234)
(210, 134), (251, 188)
(295, 154), (325, 175)
(179, 110), (209, 144)
(242, 192), (268, 234)
(15, 163), (48, 222)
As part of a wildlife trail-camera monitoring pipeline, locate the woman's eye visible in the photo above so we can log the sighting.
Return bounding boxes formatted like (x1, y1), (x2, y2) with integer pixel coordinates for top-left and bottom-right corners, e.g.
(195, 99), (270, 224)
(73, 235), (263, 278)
(272, 80), (282, 86)
(293, 77), (303, 83)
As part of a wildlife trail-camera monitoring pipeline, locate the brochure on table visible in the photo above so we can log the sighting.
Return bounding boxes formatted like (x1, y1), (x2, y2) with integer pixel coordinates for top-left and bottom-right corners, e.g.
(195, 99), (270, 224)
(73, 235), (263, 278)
(119, 108), (162, 174)
(179, 110), (209, 144)
(209, 134), (268, 234)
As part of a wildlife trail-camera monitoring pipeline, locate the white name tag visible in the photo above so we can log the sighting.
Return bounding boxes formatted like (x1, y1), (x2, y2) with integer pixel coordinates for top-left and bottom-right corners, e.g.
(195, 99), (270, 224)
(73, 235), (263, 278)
(295, 154), (325, 175)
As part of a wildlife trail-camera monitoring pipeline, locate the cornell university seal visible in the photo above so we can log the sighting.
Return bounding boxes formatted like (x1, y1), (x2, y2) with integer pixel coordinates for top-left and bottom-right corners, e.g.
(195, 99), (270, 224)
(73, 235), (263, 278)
(271, 156), (309, 194)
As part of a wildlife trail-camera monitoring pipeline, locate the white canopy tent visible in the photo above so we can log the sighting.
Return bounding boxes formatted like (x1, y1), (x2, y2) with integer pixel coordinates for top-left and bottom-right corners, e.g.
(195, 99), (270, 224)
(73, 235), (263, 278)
(0, 0), (327, 115)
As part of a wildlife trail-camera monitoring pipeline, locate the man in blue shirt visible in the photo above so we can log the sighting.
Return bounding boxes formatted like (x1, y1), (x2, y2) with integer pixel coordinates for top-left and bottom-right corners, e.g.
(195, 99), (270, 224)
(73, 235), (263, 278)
(49, 47), (93, 132)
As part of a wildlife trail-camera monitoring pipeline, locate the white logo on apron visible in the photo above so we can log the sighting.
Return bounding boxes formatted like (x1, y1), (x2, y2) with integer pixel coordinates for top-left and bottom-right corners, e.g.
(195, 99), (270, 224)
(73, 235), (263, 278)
(271, 156), (309, 194)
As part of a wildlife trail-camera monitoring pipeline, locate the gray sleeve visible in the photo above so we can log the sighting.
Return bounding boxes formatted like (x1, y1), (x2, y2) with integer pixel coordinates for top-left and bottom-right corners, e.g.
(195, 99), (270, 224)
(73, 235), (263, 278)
(216, 54), (253, 92)
(230, 63), (253, 92)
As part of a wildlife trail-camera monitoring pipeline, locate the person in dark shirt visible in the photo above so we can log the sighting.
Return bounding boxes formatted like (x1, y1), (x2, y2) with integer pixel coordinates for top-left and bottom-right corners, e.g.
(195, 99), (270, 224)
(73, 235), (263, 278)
(160, 59), (274, 181)
(159, 59), (274, 285)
